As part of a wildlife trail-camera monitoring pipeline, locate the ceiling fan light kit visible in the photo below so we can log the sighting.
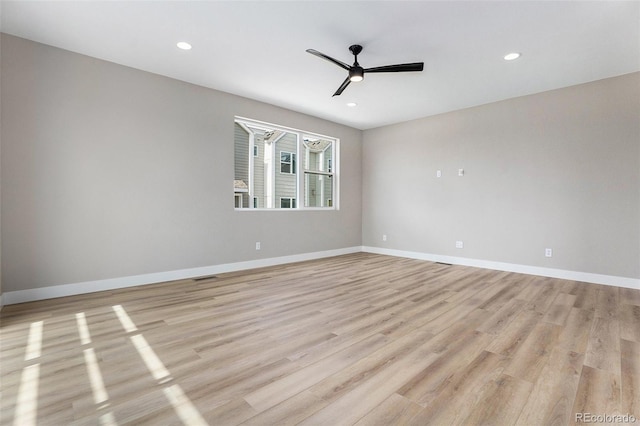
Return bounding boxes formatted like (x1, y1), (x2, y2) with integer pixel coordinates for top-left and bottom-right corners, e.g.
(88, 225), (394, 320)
(306, 44), (424, 96)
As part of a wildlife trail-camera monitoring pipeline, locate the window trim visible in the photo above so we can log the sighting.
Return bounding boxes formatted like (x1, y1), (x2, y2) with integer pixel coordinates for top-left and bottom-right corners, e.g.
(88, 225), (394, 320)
(234, 116), (339, 211)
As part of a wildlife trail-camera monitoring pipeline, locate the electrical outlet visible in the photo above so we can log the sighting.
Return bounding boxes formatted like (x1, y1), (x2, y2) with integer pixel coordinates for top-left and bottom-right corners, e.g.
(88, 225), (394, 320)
(256, 242), (261, 250)
(545, 248), (552, 257)
(436, 170), (442, 178)
(456, 241), (464, 249)
(382, 234), (387, 242)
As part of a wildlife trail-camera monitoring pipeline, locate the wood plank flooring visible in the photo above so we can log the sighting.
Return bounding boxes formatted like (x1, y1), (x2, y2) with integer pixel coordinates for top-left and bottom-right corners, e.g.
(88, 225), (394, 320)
(1, 253), (639, 425)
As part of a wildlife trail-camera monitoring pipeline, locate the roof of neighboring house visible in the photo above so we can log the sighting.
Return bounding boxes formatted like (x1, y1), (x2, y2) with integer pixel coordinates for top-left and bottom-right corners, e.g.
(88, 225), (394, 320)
(304, 139), (332, 152)
(234, 180), (248, 191)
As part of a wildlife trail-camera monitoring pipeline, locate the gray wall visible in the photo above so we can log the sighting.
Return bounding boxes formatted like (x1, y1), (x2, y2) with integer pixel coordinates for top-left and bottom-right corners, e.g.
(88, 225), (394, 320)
(363, 72), (640, 279)
(0, 34), (363, 292)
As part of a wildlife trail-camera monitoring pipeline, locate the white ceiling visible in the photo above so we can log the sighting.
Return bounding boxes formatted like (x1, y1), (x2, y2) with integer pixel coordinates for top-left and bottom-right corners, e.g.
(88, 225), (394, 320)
(1, 1), (639, 130)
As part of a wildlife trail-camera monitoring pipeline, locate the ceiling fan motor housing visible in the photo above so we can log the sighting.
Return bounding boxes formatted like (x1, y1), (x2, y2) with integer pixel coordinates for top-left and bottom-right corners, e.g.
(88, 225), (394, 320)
(349, 66), (364, 82)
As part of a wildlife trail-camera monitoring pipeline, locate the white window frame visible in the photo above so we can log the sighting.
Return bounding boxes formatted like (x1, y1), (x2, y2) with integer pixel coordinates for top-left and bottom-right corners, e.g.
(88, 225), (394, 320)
(234, 116), (339, 211)
(302, 136), (336, 208)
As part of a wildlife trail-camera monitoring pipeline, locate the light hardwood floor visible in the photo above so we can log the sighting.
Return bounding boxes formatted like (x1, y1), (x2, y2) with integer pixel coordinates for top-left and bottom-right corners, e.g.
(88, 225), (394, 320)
(1, 253), (639, 425)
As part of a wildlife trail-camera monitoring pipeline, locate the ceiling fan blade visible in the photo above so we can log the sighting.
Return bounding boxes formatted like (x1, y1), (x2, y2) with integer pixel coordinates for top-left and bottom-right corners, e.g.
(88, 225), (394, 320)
(332, 77), (351, 97)
(364, 62), (424, 73)
(306, 49), (351, 71)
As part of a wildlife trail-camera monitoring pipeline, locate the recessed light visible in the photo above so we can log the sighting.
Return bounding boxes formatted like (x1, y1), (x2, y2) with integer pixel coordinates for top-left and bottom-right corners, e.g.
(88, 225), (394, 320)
(346, 102), (357, 107)
(176, 42), (192, 50)
(504, 52), (520, 61)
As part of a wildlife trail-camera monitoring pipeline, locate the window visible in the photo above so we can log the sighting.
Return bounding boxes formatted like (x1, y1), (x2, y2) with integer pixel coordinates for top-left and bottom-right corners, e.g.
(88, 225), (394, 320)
(302, 137), (335, 208)
(234, 117), (338, 210)
(280, 151), (296, 174)
(280, 197), (296, 209)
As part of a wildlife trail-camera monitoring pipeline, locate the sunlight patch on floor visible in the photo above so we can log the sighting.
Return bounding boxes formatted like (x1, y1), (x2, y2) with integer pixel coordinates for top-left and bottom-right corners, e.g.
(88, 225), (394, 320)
(13, 364), (40, 426)
(13, 320), (43, 426)
(112, 305), (138, 333)
(24, 321), (42, 361)
(83, 348), (109, 405)
(113, 304), (207, 424)
(130, 334), (171, 381)
(163, 384), (209, 426)
(99, 411), (118, 426)
(76, 312), (92, 345)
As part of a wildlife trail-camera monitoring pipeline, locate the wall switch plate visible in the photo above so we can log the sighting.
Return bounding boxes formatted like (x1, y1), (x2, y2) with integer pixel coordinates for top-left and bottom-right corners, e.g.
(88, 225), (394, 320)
(545, 248), (552, 257)
(456, 241), (464, 249)
(436, 170), (442, 178)
(256, 242), (261, 250)
(458, 168), (464, 176)
(382, 234), (387, 241)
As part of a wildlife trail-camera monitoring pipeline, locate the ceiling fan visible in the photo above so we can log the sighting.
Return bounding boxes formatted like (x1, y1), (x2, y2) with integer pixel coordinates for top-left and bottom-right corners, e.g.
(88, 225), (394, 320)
(306, 44), (424, 96)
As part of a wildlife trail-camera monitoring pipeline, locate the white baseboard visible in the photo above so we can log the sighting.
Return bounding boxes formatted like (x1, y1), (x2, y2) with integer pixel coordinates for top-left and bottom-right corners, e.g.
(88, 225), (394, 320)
(4, 245), (638, 305)
(362, 246), (640, 290)
(3, 246), (362, 305)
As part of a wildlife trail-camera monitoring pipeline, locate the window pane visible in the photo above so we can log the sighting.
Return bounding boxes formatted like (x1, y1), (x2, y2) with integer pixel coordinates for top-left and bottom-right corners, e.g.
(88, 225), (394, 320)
(304, 173), (333, 207)
(303, 138), (333, 172)
(234, 123), (297, 209)
(274, 135), (297, 207)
